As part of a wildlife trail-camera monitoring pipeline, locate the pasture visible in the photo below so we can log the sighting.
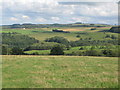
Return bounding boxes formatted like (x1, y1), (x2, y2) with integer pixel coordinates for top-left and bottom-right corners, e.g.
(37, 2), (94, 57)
(24, 45), (119, 55)
(1, 26), (116, 41)
(1, 24), (119, 88)
(2, 55), (118, 88)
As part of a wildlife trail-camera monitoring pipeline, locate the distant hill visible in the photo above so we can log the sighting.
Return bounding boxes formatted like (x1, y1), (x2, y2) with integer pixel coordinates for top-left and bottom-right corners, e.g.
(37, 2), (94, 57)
(109, 26), (120, 33)
(2, 23), (111, 29)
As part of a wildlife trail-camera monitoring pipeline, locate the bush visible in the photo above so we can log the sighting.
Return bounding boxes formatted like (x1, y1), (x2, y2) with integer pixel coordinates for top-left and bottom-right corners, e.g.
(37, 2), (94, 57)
(11, 47), (24, 55)
(45, 36), (69, 46)
(2, 33), (39, 48)
(52, 29), (70, 33)
(24, 42), (67, 51)
(109, 26), (120, 33)
(76, 35), (80, 38)
(85, 50), (102, 56)
(2, 46), (8, 55)
(91, 28), (96, 30)
(50, 45), (64, 55)
(102, 49), (119, 57)
(65, 51), (84, 56)
(79, 47), (84, 50)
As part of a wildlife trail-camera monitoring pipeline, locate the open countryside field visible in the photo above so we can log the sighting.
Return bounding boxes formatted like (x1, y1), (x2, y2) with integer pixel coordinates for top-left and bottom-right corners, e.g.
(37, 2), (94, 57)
(1, 26), (118, 41)
(1, 24), (119, 88)
(24, 45), (119, 55)
(2, 55), (118, 88)
(2, 0), (119, 89)
(1, 28), (80, 41)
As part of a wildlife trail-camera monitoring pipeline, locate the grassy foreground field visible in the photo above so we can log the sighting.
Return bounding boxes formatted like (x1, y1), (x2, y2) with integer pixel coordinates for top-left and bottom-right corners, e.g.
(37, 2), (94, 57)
(2, 55), (118, 88)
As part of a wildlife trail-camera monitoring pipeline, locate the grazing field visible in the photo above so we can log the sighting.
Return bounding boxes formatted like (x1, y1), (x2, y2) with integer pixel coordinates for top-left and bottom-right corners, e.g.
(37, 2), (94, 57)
(2, 55), (118, 88)
(25, 50), (50, 55)
(1, 26), (115, 41)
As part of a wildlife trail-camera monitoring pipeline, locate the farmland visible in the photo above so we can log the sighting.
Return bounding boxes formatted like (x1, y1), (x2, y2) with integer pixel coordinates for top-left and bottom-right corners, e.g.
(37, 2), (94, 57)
(2, 24), (119, 56)
(1, 23), (119, 88)
(1, 25), (116, 41)
(2, 55), (118, 88)
(1, 0), (119, 88)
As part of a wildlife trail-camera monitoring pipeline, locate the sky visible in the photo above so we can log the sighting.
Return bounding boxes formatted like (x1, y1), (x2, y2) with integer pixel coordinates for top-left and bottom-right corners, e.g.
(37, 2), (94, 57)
(0, 0), (119, 25)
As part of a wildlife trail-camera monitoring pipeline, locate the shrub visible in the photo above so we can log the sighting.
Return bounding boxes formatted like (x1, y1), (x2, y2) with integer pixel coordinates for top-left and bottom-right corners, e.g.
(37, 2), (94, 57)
(11, 47), (24, 55)
(24, 42), (67, 51)
(91, 28), (96, 30)
(102, 49), (119, 57)
(45, 36), (69, 46)
(85, 50), (102, 56)
(76, 35), (80, 38)
(79, 47), (84, 50)
(109, 26), (120, 33)
(2, 46), (8, 55)
(50, 45), (64, 55)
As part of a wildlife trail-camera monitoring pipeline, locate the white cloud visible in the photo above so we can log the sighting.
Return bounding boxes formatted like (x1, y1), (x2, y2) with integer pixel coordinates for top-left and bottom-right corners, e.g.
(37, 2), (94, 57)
(58, 0), (118, 2)
(51, 17), (60, 21)
(72, 17), (91, 23)
(1, 0), (118, 25)
(10, 17), (18, 21)
(63, 10), (74, 15)
(35, 18), (47, 22)
(22, 15), (30, 19)
(74, 2), (118, 17)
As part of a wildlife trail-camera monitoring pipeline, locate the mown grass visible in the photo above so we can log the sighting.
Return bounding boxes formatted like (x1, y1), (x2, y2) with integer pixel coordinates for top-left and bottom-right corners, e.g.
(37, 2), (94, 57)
(2, 55), (118, 88)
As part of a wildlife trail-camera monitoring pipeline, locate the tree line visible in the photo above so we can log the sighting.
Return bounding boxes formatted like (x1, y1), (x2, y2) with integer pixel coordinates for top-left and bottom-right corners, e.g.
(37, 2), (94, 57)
(1, 33), (119, 57)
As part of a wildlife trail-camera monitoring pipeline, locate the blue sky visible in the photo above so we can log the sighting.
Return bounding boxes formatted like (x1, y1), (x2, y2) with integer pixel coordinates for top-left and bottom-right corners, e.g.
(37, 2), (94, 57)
(0, 0), (118, 25)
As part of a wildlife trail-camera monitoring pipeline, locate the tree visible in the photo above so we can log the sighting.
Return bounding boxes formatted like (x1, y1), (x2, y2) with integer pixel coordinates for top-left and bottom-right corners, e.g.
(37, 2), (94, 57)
(11, 47), (24, 55)
(105, 35), (110, 38)
(76, 35), (80, 38)
(45, 36), (69, 46)
(111, 35), (117, 39)
(2, 46), (8, 55)
(91, 28), (96, 30)
(79, 47), (84, 50)
(50, 45), (64, 55)
(85, 50), (102, 56)
(102, 49), (118, 57)
(2, 33), (39, 49)
(109, 26), (120, 33)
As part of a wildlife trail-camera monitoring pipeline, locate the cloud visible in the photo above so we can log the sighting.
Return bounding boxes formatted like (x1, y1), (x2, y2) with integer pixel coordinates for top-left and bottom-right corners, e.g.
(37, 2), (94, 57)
(10, 17), (18, 21)
(72, 17), (91, 23)
(1, 0), (118, 25)
(51, 17), (60, 21)
(74, 2), (118, 17)
(58, 0), (118, 2)
(22, 15), (30, 19)
(35, 18), (47, 22)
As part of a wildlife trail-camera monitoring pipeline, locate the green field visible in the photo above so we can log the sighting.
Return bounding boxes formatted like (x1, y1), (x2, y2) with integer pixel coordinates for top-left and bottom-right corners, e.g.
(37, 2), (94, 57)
(1, 24), (119, 88)
(24, 45), (119, 55)
(2, 26), (117, 41)
(2, 55), (118, 88)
